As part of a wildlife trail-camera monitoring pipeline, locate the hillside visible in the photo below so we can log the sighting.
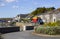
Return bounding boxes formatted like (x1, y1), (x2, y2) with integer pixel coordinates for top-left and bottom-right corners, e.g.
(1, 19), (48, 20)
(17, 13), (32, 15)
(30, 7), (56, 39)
(31, 7), (55, 16)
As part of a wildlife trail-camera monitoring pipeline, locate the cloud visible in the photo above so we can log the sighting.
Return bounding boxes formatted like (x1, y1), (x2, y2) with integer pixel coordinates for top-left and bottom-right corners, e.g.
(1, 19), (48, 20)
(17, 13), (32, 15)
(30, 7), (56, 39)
(0, 3), (5, 7)
(12, 5), (19, 9)
(5, 0), (17, 3)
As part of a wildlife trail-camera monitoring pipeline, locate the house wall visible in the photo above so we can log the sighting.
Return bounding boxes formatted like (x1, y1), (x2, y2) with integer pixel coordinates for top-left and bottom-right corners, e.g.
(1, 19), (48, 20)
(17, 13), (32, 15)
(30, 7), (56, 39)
(37, 13), (57, 23)
(42, 15), (46, 22)
(37, 15), (45, 22)
(13, 16), (20, 22)
(37, 14), (50, 23)
(56, 12), (60, 21)
(44, 14), (50, 23)
(52, 13), (56, 22)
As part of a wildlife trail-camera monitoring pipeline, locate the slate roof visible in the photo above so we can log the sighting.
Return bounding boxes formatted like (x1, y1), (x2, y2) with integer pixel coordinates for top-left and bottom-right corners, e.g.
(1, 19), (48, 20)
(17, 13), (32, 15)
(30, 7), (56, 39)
(17, 14), (29, 18)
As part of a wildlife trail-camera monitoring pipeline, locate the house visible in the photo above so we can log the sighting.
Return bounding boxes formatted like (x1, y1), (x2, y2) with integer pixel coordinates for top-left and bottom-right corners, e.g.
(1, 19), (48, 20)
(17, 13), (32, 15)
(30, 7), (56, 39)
(13, 16), (20, 22)
(36, 9), (60, 23)
(13, 14), (29, 22)
(26, 14), (34, 19)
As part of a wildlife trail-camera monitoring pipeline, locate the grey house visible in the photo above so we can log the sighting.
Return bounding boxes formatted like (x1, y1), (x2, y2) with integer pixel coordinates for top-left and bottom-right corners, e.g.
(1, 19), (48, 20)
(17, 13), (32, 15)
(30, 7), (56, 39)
(13, 14), (29, 22)
(36, 10), (60, 23)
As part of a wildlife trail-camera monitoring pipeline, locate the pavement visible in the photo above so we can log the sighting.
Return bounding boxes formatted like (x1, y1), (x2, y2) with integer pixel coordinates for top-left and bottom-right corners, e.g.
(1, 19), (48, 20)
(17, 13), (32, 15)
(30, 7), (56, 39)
(2, 30), (60, 39)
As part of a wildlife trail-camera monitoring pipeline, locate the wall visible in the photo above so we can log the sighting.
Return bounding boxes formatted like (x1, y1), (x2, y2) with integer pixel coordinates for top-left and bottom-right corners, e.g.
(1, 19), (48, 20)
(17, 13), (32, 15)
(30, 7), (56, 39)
(44, 14), (50, 22)
(52, 13), (56, 22)
(37, 14), (50, 23)
(56, 12), (60, 21)
(37, 13), (59, 23)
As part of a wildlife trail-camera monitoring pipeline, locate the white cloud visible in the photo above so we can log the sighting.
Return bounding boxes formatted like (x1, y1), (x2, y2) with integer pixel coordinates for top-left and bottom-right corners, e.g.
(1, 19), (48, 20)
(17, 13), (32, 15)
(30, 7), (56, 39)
(5, 0), (17, 3)
(12, 5), (19, 9)
(0, 3), (5, 7)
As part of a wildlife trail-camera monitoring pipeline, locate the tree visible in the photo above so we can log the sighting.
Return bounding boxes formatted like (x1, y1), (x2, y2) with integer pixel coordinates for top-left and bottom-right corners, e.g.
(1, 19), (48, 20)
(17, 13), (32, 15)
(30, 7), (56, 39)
(46, 7), (55, 11)
(31, 7), (55, 16)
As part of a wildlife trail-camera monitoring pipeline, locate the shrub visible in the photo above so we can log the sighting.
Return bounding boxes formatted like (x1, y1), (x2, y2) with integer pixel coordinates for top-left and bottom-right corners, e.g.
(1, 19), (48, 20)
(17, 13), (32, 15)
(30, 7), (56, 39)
(44, 20), (60, 27)
(45, 27), (56, 35)
(56, 20), (60, 26)
(10, 22), (16, 26)
(35, 27), (44, 33)
(35, 21), (60, 35)
(44, 22), (58, 27)
(35, 26), (60, 35)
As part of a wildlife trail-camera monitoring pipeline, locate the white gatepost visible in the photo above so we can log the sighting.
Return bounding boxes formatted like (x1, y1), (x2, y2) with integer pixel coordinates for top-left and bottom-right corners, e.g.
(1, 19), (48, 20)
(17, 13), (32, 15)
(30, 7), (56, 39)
(23, 26), (26, 31)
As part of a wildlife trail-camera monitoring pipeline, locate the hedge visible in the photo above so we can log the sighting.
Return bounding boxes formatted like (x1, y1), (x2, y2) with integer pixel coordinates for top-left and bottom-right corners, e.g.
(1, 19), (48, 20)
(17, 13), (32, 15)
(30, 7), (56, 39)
(35, 26), (60, 35)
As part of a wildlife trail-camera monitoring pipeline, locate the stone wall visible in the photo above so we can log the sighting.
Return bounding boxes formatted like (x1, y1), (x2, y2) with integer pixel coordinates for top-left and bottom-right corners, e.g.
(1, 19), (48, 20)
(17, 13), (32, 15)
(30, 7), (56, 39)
(16, 22), (34, 31)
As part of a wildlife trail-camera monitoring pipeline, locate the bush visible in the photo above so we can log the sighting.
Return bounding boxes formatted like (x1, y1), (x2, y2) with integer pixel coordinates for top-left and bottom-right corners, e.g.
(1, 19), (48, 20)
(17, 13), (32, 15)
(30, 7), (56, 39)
(35, 21), (60, 35)
(44, 22), (58, 27)
(44, 20), (60, 27)
(10, 22), (16, 26)
(35, 26), (60, 35)
(35, 27), (44, 33)
(56, 20), (60, 26)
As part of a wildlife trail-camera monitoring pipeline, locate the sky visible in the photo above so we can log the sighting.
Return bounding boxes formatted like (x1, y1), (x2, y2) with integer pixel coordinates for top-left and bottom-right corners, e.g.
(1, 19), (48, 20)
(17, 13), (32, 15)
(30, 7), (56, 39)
(0, 0), (60, 18)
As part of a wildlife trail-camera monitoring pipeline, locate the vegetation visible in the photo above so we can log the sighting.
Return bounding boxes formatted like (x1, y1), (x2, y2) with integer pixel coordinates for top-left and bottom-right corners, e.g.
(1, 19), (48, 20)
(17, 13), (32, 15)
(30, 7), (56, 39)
(35, 26), (60, 35)
(31, 7), (55, 16)
(34, 21), (60, 35)
(44, 21), (60, 27)
(10, 22), (16, 26)
(0, 18), (12, 21)
(44, 22), (57, 27)
(56, 20), (60, 26)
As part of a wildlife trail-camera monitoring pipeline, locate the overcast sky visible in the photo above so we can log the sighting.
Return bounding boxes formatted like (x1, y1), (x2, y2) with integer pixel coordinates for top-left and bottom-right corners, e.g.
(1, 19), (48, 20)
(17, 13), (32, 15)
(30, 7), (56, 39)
(0, 0), (60, 18)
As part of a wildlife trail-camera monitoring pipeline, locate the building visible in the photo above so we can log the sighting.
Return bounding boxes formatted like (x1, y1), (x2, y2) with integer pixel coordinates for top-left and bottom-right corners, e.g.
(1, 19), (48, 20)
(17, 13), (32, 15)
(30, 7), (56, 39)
(13, 14), (29, 22)
(36, 10), (60, 23)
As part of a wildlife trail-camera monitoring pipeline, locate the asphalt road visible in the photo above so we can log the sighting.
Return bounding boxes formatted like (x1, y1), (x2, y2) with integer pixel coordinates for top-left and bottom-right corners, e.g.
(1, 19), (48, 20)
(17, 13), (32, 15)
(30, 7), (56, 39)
(2, 30), (60, 39)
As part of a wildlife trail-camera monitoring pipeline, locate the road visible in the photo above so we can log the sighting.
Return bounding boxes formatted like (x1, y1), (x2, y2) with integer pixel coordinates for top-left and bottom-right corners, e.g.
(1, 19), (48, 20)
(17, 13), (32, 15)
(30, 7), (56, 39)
(2, 30), (60, 39)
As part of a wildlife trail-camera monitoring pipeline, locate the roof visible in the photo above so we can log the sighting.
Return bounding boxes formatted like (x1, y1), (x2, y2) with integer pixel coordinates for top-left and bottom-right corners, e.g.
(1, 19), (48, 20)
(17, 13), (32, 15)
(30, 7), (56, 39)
(17, 14), (29, 18)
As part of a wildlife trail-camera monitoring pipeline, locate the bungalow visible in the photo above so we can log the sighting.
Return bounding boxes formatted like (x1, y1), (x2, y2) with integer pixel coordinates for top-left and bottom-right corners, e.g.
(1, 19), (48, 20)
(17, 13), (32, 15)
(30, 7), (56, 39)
(13, 14), (29, 22)
(36, 10), (60, 23)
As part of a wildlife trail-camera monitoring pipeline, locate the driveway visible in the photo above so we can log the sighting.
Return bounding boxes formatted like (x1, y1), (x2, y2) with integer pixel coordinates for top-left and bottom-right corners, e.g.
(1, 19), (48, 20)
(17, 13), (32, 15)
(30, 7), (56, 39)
(2, 30), (60, 39)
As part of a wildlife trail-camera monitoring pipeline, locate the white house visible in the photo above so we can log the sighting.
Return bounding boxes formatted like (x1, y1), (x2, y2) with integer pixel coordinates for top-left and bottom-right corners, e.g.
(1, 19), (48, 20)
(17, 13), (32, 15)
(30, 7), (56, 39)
(37, 10), (60, 23)
(13, 15), (20, 22)
(13, 14), (29, 22)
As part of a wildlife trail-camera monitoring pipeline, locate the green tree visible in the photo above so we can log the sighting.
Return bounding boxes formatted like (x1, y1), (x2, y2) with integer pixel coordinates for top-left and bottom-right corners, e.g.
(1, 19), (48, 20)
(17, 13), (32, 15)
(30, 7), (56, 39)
(31, 7), (55, 16)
